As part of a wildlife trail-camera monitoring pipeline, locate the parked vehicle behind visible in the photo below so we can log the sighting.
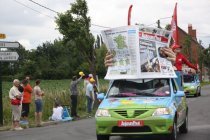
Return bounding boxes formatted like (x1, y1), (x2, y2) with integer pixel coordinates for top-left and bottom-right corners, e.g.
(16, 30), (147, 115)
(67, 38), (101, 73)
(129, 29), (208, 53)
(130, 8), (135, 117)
(183, 74), (201, 97)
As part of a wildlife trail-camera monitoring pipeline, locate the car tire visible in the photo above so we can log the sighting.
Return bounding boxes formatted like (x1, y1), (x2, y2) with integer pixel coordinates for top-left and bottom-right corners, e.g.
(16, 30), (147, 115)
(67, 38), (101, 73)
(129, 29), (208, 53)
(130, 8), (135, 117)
(199, 87), (201, 96)
(179, 113), (188, 133)
(97, 135), (110, 140)
(194, 88), (199, 97)
(166, 121), (177, 140)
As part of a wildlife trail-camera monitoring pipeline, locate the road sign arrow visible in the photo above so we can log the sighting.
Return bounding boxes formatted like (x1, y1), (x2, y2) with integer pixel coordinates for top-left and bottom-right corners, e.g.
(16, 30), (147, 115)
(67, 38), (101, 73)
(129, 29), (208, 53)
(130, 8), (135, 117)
(0, 52), (19, 61)
(0, 41), (19, 48)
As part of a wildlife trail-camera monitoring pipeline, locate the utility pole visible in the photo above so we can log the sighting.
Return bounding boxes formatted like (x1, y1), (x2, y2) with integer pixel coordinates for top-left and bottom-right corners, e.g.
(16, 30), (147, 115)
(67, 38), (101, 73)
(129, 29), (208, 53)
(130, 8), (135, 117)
(157, 20), (161, 28)
(0, 61), (2, 126)
(0, 39), (20, 126)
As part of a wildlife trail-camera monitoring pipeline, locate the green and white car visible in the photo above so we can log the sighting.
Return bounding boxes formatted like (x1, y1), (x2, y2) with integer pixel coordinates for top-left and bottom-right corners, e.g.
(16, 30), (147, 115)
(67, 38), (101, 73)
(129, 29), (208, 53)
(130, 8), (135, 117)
(96, 78), (188, 140)
(183, 74), (201, 97)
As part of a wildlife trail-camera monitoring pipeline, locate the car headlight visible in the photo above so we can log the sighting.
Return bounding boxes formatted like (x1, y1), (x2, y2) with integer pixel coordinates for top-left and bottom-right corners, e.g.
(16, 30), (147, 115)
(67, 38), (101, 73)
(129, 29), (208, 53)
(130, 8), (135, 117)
(95, 109), (111, 117)
(190, 86), (196, 89)
(152, 108), (171, 116)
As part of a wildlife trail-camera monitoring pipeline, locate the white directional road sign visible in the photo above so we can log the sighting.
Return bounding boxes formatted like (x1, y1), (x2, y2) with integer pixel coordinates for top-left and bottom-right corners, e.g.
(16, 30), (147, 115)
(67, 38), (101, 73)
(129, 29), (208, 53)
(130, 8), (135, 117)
(0, 52), (19, 61)
(0, 41), (19, 48)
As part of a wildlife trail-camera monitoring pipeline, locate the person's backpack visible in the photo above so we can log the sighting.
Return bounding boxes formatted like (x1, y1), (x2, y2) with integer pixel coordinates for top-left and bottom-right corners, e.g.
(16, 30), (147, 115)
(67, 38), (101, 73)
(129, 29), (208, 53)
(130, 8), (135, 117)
(62, 106), (73, 121)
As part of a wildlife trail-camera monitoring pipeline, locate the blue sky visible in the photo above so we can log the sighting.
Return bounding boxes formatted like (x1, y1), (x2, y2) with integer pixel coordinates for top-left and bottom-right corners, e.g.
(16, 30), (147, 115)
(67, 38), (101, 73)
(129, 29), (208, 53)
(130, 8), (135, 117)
(0, 0), (209, 50)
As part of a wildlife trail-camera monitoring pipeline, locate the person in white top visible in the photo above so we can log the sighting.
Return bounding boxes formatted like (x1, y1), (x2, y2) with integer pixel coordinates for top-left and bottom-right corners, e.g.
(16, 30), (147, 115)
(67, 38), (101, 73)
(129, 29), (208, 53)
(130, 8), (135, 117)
(84, 74), (93, 93)
(9, 79), (23, 131)
(51, 100), (63, 121)
(85, 78), (95, 117)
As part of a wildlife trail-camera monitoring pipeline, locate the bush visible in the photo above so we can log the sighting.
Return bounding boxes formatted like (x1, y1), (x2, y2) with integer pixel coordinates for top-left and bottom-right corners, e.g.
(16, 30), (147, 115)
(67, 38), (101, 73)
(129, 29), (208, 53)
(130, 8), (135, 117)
(2, 75), (15, 82)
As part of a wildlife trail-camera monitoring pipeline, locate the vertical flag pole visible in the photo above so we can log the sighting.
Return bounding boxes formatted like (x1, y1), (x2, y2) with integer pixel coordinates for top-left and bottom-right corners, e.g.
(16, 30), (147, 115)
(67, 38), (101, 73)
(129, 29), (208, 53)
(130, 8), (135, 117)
(128, 5), (133, 26)
(171, 3), (178, 46)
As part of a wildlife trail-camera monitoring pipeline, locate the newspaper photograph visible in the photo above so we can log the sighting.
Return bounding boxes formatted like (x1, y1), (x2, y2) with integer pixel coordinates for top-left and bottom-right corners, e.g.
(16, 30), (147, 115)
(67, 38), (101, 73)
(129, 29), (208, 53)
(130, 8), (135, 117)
(138, 26), (176, 78)
(102, 25), (176, 80)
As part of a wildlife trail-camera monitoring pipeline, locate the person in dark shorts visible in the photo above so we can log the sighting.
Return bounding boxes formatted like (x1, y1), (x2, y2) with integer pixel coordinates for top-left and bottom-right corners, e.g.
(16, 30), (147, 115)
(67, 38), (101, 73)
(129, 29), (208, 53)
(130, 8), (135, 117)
(70, 74), (83, 119)
(21, 77), (33, 123)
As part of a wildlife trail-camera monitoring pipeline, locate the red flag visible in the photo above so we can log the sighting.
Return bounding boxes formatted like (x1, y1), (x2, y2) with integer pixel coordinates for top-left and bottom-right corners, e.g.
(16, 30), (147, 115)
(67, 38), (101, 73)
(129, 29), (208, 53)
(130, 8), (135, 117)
(128, 5), (133, 25)
(171, 3), (179, 46)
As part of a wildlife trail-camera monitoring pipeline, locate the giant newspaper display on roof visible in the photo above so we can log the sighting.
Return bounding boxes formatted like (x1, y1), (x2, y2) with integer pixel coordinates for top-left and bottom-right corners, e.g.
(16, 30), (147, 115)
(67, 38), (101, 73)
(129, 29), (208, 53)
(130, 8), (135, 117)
(101, 25), (177, 80)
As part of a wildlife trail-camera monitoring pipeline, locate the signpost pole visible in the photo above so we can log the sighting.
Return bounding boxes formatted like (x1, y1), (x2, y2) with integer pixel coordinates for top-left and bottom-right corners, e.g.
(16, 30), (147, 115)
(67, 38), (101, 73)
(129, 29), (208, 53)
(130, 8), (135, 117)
(0, 61), (3, 126)
(0, 38), (19, 126)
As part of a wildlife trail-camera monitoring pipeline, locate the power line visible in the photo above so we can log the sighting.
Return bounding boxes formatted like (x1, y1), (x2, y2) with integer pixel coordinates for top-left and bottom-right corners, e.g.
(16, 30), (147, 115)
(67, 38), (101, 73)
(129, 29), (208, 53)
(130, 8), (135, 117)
(28, 0), (59, 14)
(197, 35), (210, 37)
(13, 0), (55, 19)
(159, 16), (171, 20)
(146, 22), (156, 27)
(26, 0), (110, 28)
(91, 24), (110, 28)
(146, 16), (171, 27)
(197, 32), (210, 36)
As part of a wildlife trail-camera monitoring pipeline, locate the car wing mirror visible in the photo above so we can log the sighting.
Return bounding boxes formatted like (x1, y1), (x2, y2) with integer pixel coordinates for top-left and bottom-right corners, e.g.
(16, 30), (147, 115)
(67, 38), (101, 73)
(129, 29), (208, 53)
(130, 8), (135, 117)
(97, 93), (105, 100)
(175, 91), (185, 97)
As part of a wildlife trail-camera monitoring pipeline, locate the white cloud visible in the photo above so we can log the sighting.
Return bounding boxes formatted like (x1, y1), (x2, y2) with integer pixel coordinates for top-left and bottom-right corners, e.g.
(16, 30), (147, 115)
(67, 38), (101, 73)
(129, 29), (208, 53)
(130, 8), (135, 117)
(18, 39), (31, 49)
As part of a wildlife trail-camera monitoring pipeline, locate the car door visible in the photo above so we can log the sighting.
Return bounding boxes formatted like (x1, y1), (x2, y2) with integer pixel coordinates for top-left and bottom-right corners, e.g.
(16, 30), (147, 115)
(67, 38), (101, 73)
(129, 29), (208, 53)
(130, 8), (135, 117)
(172, 79), (187, 126)
(195, 74), (200, 89)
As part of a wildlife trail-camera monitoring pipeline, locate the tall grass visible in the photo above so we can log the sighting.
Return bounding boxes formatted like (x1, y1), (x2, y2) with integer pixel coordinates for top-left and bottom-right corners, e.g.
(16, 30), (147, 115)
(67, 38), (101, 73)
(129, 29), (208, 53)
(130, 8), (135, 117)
(2, 79), (109, 126)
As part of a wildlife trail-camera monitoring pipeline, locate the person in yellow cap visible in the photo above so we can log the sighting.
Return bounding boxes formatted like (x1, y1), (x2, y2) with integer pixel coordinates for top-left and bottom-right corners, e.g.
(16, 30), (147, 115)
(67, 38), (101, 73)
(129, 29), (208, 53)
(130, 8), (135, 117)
(70, 73), (84, 119)
(85, 77), (95, 117)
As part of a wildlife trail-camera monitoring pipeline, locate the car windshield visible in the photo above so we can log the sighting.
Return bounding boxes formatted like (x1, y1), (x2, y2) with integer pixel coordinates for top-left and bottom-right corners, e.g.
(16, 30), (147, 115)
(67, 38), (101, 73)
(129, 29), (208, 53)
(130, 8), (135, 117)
(183, 75), (194, 83)
(107, 79), (170, 98)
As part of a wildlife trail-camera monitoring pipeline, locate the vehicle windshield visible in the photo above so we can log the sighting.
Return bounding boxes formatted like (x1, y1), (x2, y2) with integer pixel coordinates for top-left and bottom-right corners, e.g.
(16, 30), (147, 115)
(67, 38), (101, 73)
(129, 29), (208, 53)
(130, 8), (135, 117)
(107, 79), (170, 98)
(183, 75), (194, 83)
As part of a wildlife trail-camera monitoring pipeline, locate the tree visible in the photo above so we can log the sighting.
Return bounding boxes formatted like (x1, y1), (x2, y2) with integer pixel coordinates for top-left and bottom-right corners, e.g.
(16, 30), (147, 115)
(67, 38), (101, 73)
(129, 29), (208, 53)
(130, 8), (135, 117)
(203, 46), (210, 80)
(203, 46), (210, 68)
(56, 0), (96, 77)
(165, 24), (171, 30)
(96, 44), (107, 78)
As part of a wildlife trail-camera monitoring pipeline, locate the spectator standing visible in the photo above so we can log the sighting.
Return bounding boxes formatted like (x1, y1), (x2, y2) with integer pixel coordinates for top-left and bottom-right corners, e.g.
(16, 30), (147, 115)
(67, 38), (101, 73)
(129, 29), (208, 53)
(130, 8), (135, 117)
(33, 79), (44, 127)
(9, 79), (23, 130)
(21, 77), (33, 122)
(84, 75), (89, 93)
(85, 78), (95, 117)
(70, 74), (84, 119)
(84, 74), (93, 92)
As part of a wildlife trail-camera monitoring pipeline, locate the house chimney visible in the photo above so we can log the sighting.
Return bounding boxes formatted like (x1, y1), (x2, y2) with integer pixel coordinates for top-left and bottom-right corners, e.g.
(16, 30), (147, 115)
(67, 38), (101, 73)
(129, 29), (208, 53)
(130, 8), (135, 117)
(188, 24), (197, 40)
(188, 24), (192, 35)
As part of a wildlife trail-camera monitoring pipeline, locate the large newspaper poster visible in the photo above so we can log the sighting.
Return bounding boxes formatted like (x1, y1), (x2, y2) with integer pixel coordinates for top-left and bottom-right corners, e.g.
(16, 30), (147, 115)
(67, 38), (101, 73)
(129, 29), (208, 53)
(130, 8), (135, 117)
(102, 25), (176, 80)
(101, 26), (140, 79)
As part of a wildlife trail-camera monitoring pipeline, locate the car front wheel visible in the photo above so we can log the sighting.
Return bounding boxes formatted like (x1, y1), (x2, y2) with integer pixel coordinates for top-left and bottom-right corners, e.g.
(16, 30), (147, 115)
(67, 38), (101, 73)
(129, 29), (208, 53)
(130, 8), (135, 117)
(97, 135), (110, 140)
(179, 113), (188, 133)
(199, 87), (201, 96)
(194, 88), (199, 97)
(166, 121), (177, 140)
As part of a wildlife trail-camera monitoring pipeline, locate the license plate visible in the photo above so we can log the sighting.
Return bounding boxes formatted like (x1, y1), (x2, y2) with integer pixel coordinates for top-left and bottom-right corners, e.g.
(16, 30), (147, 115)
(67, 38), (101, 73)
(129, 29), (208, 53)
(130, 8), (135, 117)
(118, 120), (144, 127)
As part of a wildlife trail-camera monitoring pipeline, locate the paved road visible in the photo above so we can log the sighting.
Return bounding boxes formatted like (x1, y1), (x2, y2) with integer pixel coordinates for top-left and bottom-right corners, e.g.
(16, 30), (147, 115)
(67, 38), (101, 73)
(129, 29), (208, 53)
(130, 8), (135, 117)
(0, 85), (210, 140)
